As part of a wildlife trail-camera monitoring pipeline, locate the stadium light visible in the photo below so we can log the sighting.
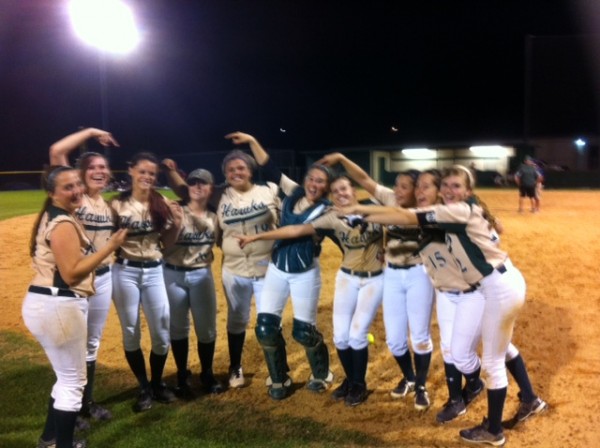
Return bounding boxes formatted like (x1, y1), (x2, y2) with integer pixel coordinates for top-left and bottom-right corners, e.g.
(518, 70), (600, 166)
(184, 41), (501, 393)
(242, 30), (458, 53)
(402, 148), (436, 159)
(69, 0), (140, 54)
(469, 145), (509, 158)
(574, 138), (586, 151)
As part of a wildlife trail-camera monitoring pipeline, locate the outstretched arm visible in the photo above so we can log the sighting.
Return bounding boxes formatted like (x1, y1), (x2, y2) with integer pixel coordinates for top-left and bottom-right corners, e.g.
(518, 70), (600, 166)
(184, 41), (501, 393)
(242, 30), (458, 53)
(317, 152), (378, 196)
(337, 204), (402, 216)
(236, 223), (316, 248)
(225, 131), (269, 166)
(50, 128), (119, 165)
(364, 210), (418, 226)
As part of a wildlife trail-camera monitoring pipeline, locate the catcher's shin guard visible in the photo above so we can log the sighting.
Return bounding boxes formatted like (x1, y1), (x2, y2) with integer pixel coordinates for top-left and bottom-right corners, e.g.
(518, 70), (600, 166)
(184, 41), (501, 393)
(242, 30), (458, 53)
(255, 313), (289, 385)
(292, 319), (333, 390)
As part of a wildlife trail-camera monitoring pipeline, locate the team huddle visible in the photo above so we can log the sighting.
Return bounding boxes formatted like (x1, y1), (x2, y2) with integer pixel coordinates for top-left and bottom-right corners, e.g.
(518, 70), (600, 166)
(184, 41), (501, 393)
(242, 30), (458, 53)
(23, 128), (547, 448)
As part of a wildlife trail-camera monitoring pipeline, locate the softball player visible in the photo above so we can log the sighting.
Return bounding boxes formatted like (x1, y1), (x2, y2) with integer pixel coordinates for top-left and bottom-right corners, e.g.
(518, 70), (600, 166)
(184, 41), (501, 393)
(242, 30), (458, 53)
(160, 166), (224, 397)
(227, 132), (334, 400)
(238, 174), (384, 407)
(24, 166), (126, 448)
(215, 143), (281, 388)
(111, 152), (183, 412)
(351, 166), (546, 445)
(318, 153), (434, 410)
(49, 128), (119, 428)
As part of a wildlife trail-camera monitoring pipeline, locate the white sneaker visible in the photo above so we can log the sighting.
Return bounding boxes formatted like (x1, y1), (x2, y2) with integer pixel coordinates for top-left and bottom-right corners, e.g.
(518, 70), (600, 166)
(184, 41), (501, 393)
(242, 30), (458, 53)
(229, 366), (245, 388)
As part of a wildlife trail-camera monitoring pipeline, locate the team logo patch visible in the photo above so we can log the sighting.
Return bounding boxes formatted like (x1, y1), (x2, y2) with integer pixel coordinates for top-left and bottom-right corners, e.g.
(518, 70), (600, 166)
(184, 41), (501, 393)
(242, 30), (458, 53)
(425, 211), (436, 222)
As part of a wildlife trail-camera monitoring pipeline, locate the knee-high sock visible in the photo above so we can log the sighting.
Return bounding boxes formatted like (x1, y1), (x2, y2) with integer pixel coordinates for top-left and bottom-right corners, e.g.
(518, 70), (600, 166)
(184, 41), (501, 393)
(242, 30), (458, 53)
(81, 361), (96, 410)
(463, 366), (482, 392)
(336, 348), (353, 381)
(227, 331), (246, 369)
(487, 387), (507, 435)
(414, 352), (431, 388)
(124, 349), (149, 388)
(198, 340), (216, 374)
(40, 396), (56, 442)
(54, 409), (78, 448)
(171, 338), (189, 385)
(150, 351), (168, 388)
(351, 347), (369, 386)
(394, 351), (415, 381)
(506, 354), (536, 403)
(444, 362), (463, 401)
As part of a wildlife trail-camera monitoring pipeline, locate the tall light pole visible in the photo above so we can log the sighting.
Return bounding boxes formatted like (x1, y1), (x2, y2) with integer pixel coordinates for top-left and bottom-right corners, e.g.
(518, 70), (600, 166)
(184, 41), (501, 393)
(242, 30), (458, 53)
(68, 0), (140, 160)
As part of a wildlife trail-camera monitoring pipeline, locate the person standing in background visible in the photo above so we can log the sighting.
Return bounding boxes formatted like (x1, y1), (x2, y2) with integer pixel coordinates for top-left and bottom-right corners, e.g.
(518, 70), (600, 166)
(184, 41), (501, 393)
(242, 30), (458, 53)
(514, 156), (540, 213)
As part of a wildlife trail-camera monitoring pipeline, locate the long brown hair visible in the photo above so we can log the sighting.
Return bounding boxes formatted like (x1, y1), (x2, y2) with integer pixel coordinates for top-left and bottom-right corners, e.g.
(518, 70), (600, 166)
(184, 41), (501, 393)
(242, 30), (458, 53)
(116, 152), (172, 232)
(29, 165), (78, 257)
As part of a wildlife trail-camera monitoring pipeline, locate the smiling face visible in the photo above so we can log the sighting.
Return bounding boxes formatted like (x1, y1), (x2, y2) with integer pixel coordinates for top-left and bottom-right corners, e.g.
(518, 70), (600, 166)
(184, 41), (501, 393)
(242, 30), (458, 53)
(81, 155), (110, 195)
(330, 177), (356, 208)
(49, 169), (85, 213)
(415, 172), (441, 207)
(225, 158), (252, 191)
(187, 179), (213, 203)
(394, 174), (416, 207)
(440, 173), (471, 205)
(303, 167), (329, 203)
(129, 159), (158, 194)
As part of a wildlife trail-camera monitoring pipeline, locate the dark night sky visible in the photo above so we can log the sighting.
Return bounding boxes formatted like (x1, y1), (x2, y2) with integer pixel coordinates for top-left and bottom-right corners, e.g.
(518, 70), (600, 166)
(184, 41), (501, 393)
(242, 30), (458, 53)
(1, 0), (599, 171)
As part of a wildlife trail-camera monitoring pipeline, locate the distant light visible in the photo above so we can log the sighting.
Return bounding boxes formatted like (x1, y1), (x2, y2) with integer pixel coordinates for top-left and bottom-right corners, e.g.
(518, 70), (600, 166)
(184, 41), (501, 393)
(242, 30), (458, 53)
(574, 138), (586, 149)
(280, 128), (286, 133)
(469, 145), (508, 157)
(390, 126), (398, 132)
(402, 148), (436, 159)
(69, 0), (140, 54)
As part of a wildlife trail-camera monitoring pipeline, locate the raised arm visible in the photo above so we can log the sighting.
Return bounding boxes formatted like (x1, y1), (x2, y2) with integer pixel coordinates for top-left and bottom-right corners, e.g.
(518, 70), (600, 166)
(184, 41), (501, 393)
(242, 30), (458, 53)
(49, 128), (119, 165)
(317, 152), (378, 196)
(225, 131), (269, 166)
(161, 158), (189, 200)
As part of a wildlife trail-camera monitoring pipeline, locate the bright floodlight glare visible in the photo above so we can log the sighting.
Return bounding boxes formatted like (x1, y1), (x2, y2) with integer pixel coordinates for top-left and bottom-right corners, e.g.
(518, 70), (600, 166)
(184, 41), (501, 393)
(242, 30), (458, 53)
(69, 0), (140, 54)
(469, 145), (508, 158)
(402, 148), (436, 159)
(574, 138), (586, 148)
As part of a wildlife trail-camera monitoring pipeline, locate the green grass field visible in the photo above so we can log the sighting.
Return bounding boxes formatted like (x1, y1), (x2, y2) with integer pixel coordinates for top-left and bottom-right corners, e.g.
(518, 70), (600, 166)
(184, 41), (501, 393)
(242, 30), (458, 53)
(0, 189), (179, 221)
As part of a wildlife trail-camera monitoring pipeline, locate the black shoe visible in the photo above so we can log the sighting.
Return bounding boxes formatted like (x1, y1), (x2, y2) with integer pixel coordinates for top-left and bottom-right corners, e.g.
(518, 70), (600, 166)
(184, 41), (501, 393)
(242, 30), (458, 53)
(87, 402), (112, 421)
(436, 397), (466, 424)
(459, 418), (506, 446)
(414, 386), (431, 411)
(152, 383), (177, 403)
(133, 387), (153, 412)
(174, 382), (196, 400)
(345, 383), (368, 407)
(200, 371), (225, 394)
(502, 396), (548, 429)
(74, 415), (90, 431)
(37, 438), (87, 448)
(331, 378), (350, 401)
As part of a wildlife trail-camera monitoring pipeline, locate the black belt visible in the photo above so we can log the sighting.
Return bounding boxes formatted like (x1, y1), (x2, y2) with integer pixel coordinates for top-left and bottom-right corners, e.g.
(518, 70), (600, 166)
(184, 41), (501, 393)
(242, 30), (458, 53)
(496, 263), (507, 274)
(29, 285), (81, 298)
(387, 262), (418, 270)
(116, 258), (162, 268)
(164, 263), (202, 272)
(340, 267), (383, 278)
(442, 285), (479, 295)
(95, 265), (110, 276)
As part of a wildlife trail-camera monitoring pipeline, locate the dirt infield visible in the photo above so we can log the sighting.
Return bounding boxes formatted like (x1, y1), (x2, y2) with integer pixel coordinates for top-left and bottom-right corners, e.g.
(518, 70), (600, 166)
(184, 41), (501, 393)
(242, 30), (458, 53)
(2, 189), (599, 447)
